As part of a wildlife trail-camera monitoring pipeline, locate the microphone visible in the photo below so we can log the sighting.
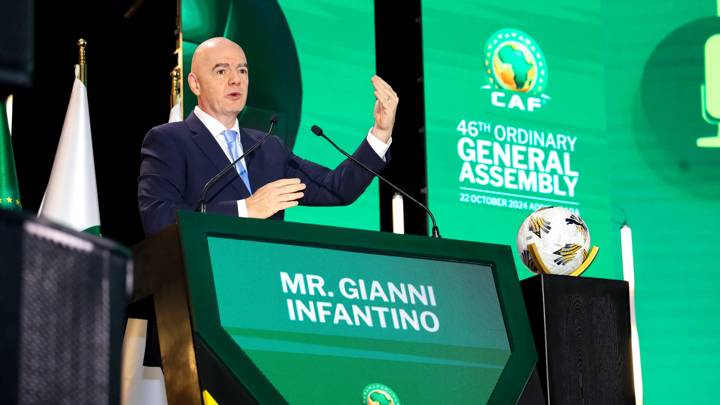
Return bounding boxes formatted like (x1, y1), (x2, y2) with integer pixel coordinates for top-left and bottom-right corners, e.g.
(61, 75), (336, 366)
(697, 33), (720, 148)
(311, 125), (441, 238)
(197, 115), (277, 213)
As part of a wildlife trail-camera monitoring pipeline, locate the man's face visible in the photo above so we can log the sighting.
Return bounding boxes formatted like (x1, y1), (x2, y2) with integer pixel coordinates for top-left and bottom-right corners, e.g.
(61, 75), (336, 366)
(189, 39), (249, 125)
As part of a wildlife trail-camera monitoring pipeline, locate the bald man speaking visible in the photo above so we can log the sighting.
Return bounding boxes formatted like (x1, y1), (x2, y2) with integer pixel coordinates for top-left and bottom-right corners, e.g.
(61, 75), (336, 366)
(138, 37), (398, 235)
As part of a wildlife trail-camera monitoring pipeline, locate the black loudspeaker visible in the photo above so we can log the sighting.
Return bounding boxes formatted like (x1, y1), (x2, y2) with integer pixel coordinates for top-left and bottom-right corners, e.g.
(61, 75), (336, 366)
(521, 274), (636, 405)
(0, 0), (33, 92)
(0, 209), (130, 405)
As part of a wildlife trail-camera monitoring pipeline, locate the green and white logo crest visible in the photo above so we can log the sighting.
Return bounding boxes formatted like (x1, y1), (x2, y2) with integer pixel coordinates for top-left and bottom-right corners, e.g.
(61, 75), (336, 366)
(484, 28), (548, 95)
(362, 383), (400, 405)
(482, 28), (550, 112)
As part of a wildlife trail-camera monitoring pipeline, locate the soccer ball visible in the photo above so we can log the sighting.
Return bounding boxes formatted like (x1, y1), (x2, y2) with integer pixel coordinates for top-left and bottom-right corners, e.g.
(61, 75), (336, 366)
(516, 206), (591, 275)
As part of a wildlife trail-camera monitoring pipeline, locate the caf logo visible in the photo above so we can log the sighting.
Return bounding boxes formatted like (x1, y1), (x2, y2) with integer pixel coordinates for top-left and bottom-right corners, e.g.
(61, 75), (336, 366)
(361, 383), (400, 405)
(483, 28), (549, 112)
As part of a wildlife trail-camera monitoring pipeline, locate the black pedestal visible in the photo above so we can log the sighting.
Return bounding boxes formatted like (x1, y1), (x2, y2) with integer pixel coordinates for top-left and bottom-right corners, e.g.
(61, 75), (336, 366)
(521, 274), (636, 405)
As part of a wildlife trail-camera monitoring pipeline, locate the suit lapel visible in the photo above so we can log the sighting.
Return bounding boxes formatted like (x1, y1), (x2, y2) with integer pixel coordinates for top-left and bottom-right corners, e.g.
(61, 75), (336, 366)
(186, 113), (250, 198)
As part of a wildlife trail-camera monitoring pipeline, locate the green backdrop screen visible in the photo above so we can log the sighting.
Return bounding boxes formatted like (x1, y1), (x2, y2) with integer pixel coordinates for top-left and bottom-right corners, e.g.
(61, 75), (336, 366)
(604, 2), (720, 404)
(423, 1), (720, 403)
(421, 0), (616, 280)
(277, 0), (380, 230)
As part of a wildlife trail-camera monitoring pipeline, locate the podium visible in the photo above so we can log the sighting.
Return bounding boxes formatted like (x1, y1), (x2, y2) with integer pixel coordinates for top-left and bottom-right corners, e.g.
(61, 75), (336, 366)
(132, 211), (537, 404)
(521, 274), (636, 404)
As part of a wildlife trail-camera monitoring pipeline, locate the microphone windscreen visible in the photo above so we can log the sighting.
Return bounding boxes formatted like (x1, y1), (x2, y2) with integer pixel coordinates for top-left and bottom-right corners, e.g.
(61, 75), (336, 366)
(311, 125), (323, 136)
(270, 114), (279, 124)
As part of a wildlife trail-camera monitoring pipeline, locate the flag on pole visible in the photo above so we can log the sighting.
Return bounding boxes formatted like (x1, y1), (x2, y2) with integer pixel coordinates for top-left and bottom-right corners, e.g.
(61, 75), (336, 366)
(38, 66), (100, 234)
(121, 319), (168, 405)
(168, 66), (182, 123)
(168, 100), (182, 123)
(6, 95), (13, 135)
(0, 97), (21, 211)
(121, 65), (180, 405)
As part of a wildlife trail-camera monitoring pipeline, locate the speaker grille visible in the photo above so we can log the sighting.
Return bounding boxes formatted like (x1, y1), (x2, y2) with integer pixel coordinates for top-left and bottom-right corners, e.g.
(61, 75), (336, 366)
(0, 211), (128, 405)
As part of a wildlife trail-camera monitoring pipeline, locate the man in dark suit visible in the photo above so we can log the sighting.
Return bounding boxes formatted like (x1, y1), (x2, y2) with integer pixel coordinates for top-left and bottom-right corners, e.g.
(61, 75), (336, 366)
(138, 37), (398, 235)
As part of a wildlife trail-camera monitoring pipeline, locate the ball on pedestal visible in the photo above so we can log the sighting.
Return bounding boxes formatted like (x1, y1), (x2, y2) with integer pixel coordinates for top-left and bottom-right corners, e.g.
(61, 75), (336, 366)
(516, 206), (591, 275)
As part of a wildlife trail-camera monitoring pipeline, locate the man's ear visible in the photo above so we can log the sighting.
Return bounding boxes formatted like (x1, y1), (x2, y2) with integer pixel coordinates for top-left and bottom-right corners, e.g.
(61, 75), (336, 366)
(188, 72), (201, 96)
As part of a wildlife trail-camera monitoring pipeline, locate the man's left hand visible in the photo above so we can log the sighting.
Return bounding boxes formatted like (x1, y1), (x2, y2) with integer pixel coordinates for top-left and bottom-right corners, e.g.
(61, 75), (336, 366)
(371, 75), (398, 144)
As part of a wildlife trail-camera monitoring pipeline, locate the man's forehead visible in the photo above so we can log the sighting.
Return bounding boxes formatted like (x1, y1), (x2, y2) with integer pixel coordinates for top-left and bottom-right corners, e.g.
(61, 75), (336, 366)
(191, 39), (247, 71)
(211, 60), (249, 69)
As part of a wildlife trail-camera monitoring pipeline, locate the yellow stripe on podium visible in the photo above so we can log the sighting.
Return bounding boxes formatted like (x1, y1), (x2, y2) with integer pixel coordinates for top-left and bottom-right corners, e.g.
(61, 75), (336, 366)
(203, 390), (220, 405)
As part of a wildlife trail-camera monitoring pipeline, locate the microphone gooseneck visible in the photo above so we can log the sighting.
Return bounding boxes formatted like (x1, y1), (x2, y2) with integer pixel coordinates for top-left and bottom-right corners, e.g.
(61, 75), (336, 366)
(197, 115), (277, 213)
(310, 125), (441, 238)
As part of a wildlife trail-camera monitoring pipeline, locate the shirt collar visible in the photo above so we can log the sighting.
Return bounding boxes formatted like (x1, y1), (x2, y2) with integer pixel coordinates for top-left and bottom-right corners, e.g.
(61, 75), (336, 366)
(193, 106), (240, 136)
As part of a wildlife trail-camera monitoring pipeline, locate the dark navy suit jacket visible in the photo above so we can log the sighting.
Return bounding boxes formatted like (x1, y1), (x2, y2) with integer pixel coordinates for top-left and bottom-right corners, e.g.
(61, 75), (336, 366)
(138, 112), (388, 235)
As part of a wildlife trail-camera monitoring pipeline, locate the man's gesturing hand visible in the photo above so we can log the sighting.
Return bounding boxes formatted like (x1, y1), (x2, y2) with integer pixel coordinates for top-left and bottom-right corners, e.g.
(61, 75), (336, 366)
(246, 178), (306, 219)
(371, 75), (398, 144)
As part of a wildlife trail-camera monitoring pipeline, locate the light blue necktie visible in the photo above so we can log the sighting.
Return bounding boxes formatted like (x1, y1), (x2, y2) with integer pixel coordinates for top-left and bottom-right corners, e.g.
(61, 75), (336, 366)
(221, 129), (252, 193)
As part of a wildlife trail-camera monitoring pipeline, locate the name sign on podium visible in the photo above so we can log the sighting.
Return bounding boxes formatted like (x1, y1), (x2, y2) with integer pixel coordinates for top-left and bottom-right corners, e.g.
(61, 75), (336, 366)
(136, 212), (536, 404)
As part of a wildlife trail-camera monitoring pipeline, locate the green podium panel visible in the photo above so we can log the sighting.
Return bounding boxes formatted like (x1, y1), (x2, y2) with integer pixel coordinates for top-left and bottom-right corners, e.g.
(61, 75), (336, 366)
(166, 211), (536, 404)
(132, 212), (536, 403)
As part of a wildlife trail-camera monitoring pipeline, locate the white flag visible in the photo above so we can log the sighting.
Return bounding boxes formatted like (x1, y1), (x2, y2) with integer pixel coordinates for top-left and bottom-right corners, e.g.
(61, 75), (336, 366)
(168, 99), (182, 123)
(121, 319), (168, 405)
(121, 87), (176, 405)
(38, 76), (100, 234)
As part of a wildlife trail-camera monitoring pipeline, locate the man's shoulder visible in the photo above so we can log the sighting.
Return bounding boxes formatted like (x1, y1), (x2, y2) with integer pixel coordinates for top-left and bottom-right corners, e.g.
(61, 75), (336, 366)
(143, 121), (192, 143)
(149, 121), (189, 135)
(141, 121), (195, 153)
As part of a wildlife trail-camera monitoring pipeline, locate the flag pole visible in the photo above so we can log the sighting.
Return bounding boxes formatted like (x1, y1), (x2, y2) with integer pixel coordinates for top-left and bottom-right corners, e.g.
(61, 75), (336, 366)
(171, 66), (181, 109)
(168, 66), (183, 123)
(174, 0), (183, 115)
(77, 39), (87, 85)
(38, 38), (100, 233)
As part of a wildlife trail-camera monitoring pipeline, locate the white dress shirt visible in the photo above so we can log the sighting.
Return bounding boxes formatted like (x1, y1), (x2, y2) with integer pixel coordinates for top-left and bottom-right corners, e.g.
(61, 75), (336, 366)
(193, 106), (392, 217)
